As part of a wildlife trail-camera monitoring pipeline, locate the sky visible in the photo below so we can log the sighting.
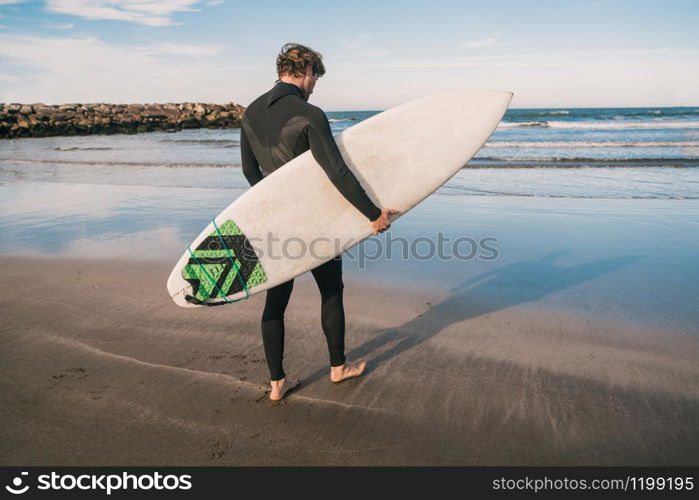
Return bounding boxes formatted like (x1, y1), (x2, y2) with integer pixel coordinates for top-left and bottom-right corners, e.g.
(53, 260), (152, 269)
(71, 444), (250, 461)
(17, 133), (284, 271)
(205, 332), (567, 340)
(0, 0), (698, 110)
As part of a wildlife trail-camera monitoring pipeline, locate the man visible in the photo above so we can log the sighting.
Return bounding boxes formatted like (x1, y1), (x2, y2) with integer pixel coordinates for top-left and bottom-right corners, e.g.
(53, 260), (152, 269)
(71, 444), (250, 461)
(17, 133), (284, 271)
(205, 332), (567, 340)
(240, 43), (396, 401)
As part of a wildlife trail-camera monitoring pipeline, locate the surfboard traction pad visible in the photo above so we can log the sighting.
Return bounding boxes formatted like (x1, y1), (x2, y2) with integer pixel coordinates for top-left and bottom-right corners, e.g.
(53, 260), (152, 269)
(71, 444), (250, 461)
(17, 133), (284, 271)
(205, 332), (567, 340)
(181, 219), (267, 305)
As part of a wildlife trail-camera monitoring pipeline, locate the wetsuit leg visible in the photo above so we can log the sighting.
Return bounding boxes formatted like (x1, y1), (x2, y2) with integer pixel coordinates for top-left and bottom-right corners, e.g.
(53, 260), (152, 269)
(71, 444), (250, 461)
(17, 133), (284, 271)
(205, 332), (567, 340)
(311, 255), (346, 367)
(261, 278), (294, 381)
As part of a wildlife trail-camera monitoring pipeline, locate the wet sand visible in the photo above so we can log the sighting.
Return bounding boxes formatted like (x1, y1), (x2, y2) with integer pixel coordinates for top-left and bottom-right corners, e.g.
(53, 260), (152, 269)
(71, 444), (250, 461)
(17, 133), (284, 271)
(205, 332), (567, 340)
(1, 256), (697, 465)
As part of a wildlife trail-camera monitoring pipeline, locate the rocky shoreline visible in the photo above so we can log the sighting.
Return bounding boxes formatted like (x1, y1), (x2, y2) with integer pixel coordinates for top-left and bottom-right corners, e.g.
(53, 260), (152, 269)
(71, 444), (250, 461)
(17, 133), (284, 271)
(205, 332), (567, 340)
(0, 102), (246, 138)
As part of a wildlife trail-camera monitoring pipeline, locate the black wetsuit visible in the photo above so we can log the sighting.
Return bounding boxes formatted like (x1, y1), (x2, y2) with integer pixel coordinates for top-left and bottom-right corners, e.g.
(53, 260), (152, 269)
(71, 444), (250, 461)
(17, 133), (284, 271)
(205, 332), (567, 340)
(240, 81), (380, 380)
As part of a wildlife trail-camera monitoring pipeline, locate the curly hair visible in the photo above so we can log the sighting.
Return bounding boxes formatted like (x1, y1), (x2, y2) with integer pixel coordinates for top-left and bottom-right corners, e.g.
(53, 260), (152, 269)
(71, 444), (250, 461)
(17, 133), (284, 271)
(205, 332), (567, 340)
(276, 43), (326, 79)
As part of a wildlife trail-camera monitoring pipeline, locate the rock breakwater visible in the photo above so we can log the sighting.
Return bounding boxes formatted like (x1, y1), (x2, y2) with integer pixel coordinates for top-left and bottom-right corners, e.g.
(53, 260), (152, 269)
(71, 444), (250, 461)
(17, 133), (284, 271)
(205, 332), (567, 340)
(0, 102), (246, 138)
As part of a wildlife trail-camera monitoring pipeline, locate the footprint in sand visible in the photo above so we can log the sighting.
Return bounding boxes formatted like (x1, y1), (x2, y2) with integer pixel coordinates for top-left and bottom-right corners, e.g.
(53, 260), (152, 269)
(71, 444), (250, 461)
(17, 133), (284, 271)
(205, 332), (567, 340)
(51, 367), (87, 382)
(209, 442), (226, 459)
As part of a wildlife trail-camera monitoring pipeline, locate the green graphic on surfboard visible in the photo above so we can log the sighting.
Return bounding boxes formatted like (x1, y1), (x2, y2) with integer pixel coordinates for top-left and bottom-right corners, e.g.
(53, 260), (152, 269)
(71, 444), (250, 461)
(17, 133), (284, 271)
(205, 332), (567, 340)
(182, 219), (266, 304)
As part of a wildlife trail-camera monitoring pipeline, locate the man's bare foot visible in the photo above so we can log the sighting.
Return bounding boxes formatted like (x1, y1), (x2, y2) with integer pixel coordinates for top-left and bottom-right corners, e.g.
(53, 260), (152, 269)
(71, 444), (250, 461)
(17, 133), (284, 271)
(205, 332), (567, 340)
(269, 377), (300, 401)
(330, 359), (367, 383)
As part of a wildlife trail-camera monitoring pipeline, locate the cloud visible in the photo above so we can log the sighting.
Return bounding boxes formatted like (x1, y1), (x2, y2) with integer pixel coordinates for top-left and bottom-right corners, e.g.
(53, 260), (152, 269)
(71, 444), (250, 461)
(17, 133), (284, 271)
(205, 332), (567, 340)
(0, 0), (25, 5)
(343, 47), (680, 70)
(320, 46), (699, 109)
(45, 22), (75, 29)
(43, 0), (208, 26)
(0, 31), (695, 109)
(337, 34), (393, 57)
(0, 33), (223, 67)
(461, 35), (500, 49)
(0, 73), (20, 82)
(143, 41), (223, 56)
(0, 33), (249, 103)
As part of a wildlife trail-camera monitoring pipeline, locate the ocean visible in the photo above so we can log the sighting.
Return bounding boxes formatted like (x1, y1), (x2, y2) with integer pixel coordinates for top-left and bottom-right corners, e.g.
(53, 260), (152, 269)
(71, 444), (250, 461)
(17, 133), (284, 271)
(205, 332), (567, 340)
(1, 107), (698, 199)
(1, 106), (698, 331)
(332, 107), (699, 167)
(1, 106), (698, 266)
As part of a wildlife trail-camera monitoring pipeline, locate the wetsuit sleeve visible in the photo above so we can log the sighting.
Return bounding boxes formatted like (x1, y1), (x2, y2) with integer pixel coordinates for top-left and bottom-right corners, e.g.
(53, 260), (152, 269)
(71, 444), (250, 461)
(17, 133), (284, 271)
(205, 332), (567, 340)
(307, 110), (382, 222)
(240, 124), (264, 187)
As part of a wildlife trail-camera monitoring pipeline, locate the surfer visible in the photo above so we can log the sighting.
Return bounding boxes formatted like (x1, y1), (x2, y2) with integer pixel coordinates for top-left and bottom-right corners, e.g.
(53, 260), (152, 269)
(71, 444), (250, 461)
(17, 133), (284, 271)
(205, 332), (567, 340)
(241, 43), (396, 400)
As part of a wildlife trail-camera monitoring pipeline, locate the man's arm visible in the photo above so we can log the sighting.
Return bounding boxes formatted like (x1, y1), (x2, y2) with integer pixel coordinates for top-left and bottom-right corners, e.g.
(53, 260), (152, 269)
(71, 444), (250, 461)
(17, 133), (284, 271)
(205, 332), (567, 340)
(240, 124), (264, 187)
(306, 108), (382, 221)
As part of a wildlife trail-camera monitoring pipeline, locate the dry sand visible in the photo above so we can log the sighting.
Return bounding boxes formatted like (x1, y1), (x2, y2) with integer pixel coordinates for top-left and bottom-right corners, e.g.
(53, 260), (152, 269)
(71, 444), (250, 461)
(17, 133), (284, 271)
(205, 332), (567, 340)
(1, 256), (697, 465)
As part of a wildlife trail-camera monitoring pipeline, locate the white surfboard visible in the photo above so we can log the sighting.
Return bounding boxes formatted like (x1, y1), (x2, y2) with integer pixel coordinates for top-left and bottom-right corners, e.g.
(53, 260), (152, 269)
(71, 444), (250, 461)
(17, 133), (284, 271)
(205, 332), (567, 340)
(167, 89), (513, 307)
